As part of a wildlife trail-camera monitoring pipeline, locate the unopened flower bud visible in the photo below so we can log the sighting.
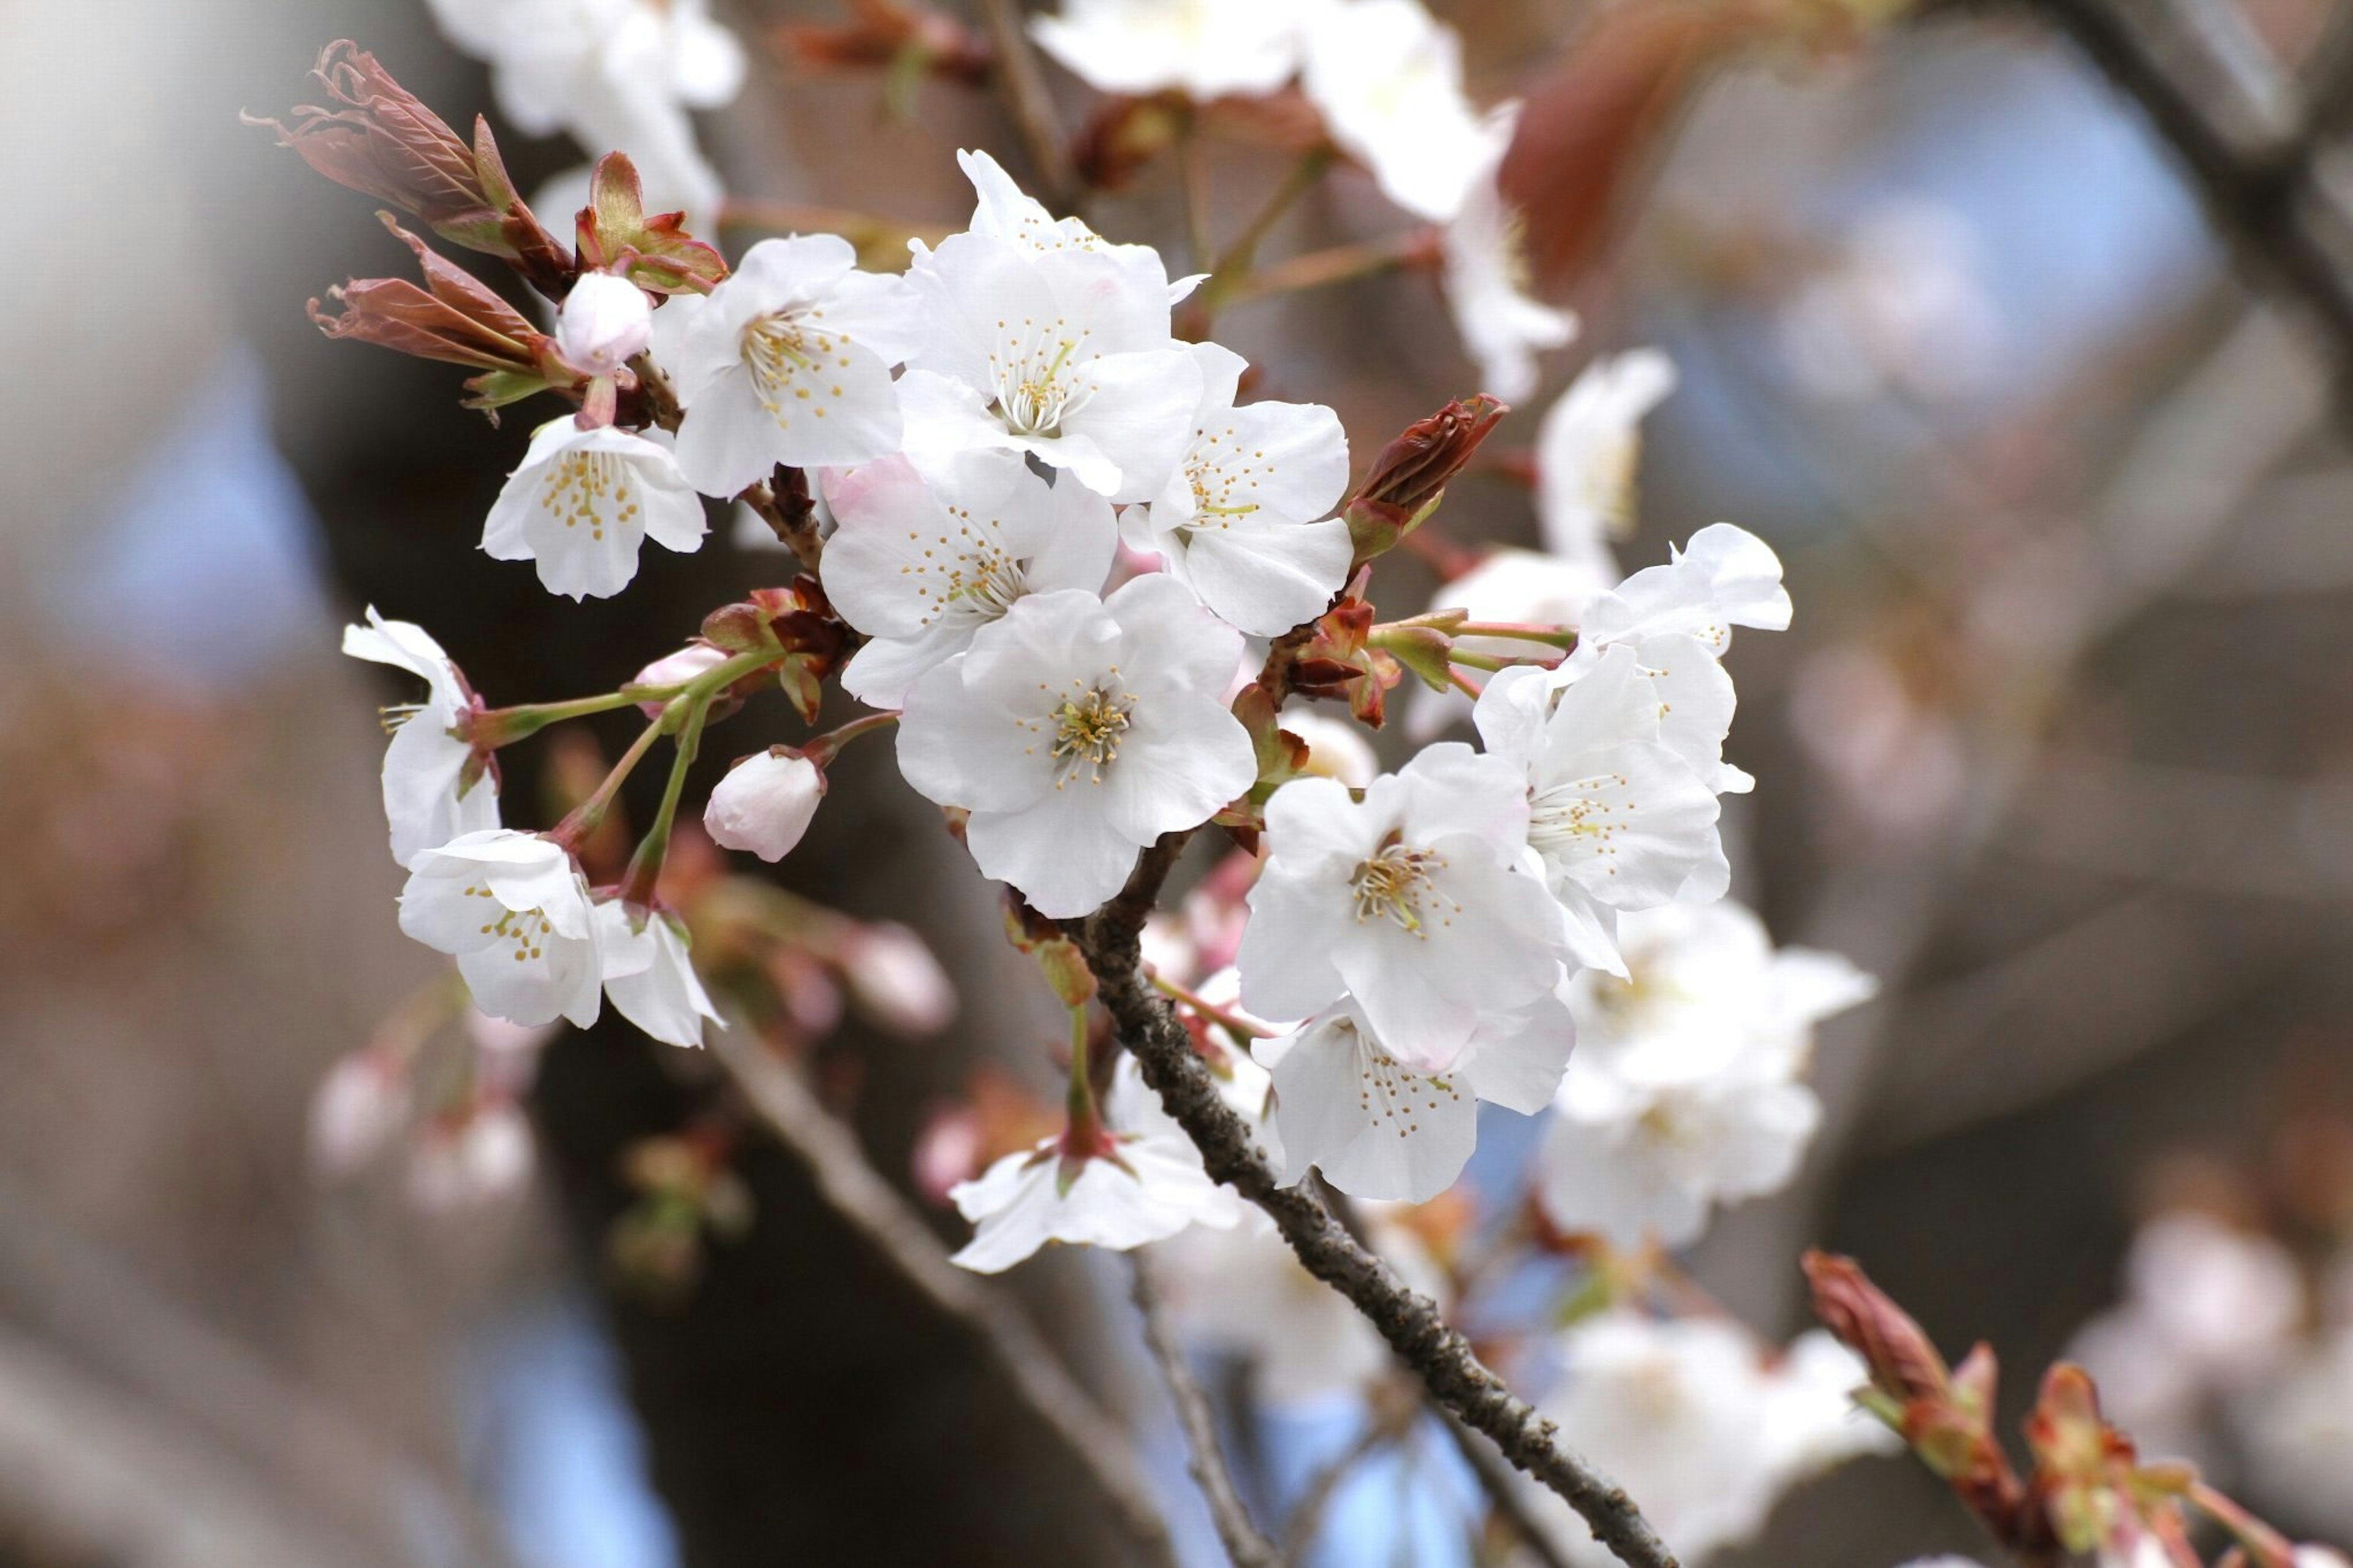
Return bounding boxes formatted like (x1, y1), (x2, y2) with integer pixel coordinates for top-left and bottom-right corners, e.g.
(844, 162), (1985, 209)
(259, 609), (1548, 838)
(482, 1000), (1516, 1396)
(556, 271), (653, 378)
(1344, 394), (1509, 564)
(309, 1050), (409, 1175)
(633, 644), (731, 715)
(705, 749), (825, 862)
(840, 922), (957, 1037)
(1802, 1249), (1952, 1404)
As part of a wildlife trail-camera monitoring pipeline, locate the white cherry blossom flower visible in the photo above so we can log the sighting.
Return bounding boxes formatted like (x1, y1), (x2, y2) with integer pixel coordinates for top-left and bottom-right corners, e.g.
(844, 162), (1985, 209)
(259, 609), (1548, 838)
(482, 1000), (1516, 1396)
(343, 608), (499, 868)
(1764, 1330), (1903, 1478)
(1571, 522), (1793, 661)
(555, 270), (654, 377)
(310, 1048), (411, 1175)
(1473, 649), (1725, 975)
(1534, 901), (1874, 1247)
(822, 450), (1118, 706)
(666, 235), (923, 496)
(1032, 0), (1311, 101)
(895, 575), (1258, 918)
(703, 748), (825, 862)
(950, 1056), (1251, 1272)
(1122, 342), (1354, 637)
(408, 1099), (536, 1210)
(399, 830), (604, 1029)
(1441, 107), (1576, 403)
(425, 0), (745, 150)
(1301, 0), (1489, 222)
(1533, 1313), (1785, 1565)
(1237, 743), (1569, 1065)
(944, 150), (1205, 308)
(594, 901), (723, 1048)
(1536, 349), (1677, 572)
(483, 419), (708, 599)
(899, 229), (1202, 501)
(1259, 988), (1572, 1202)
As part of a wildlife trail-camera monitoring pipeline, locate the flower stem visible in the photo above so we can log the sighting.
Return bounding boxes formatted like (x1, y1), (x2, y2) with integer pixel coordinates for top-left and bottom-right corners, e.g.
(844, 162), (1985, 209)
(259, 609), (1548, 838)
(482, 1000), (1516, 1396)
(1207, 146), (1333, 293)
(1148, 969), (1272, 1041)
(1220, 228), (1438, 309)
(803, 709), (900, 767)
(1447, 648), (1561, 674)
(551, 716), (667, 850)
(2186, 1483), (2295, 1568)
(1449, 622), (1578, 649)
(1064, 1004), (1096, 1128)
(620, 691), (714, 907)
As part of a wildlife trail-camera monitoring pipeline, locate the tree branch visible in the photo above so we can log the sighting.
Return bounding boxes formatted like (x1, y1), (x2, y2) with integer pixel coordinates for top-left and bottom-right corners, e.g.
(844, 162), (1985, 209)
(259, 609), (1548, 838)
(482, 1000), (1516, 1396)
(2011, 0), (2353, 382)
(706, 1026), (1180, 1568)
(1434, 1407), (1578, 1568)
(977, 0), (1079, 213)
(1070, 838), (1680, 1568)
(1129, 1252), (1289, 1568)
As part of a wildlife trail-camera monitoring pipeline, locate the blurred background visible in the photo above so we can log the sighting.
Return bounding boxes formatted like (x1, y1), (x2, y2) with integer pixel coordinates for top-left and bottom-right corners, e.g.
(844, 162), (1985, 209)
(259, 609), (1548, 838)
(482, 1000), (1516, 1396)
(2, 0), (2351, 1564)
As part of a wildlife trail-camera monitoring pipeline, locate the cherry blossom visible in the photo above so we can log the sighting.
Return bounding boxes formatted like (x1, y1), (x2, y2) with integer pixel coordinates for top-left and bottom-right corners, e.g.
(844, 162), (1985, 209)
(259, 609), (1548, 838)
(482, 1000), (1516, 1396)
(1530, 1313), (1890, 1567)
(1472, 649), (1726, 975)
(1300, 0), (1488, 222)
(822, 450), (1117, 706)
(399, 829), (604, 1029)
(343, 608), (499, 867)
(944, 150), (1205, 308)
(555, 270), (654, 377)
(1536, 349), (1678, 574)
(1121, 342), (1354, 637)
(703, 748), (825, 862)
(1258, 989), (1573, 1202)
(1570, 522), (1794, 661)
(1279, 703), (1379, 789)
(899, 227), (1202, 501)
(483, 419), (708, 599)
(1441, 108), (1576, 404)
(424, 0), (745, 159)
(594, 901), (723, 1047)
(1238, 743), (1569, 1065)
(664, 235), (923, 495)
(408, 1099), (536, 1210)
(895, 575), (1257, 918)
(950, 1056), (1251, 1272)
(1534, 901), (1875, 1246)
(309, 1048), (411, 1175)
(1031, 0), (1310, 102)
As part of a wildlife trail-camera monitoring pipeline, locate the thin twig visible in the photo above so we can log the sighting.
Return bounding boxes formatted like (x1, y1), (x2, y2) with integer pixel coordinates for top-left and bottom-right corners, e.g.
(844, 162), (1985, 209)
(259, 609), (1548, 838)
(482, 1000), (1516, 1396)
(1129, 1252), (1289, 1568)
(1434, 1407), (1578, 1568)
(977, 0), (1078, 211)
(2012, 0), (2353, 382)
(1070, 840), (1681, 1568)
(707, 1027), (1179, 1568)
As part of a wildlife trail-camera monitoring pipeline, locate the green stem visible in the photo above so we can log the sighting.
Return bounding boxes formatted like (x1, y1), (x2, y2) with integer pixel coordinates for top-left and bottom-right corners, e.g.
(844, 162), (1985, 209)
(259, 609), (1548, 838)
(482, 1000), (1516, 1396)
(1449, 622), (1578, 650)
(1202, 146), (1333, 306)
(620, 692), (714, 907)
(1447, 649), (1561, 674)
(1064, 1003), (1097, 1128)
(1148, 971), (1271, 1042)
(551, 716), (667, 849)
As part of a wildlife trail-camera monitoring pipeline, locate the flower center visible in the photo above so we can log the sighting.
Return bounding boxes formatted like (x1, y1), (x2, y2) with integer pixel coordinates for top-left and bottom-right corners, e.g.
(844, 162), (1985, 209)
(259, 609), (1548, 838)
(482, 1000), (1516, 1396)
(1049, 684), (1134, 785)
(987, 318), (1096, 436)
(946, 543), (1026, 618)
(467, 883), (553, 964)
(1178, 426), (1265, 530)
(741, 309), (847, 429)
(540, 450), (641, 543)
(1343, 1019), (1463, 1138)
(1348, 837), (1449, 933)
(1526, 776), (1628, 864)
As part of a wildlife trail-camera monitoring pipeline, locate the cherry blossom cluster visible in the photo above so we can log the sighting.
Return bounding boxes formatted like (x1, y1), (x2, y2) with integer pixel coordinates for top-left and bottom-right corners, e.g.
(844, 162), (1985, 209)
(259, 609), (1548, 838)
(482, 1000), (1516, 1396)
(256, 23), (1977, 1566)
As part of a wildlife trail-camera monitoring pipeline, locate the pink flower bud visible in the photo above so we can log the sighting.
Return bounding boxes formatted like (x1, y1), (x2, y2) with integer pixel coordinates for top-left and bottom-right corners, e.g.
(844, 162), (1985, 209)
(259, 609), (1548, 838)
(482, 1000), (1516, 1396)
(705, 749), (825, 862)
(633, 643), (731, 716)
(556, 271), (654, 378)
(309, 1050), (410, 1175)
(840, 922), (956, 1037)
